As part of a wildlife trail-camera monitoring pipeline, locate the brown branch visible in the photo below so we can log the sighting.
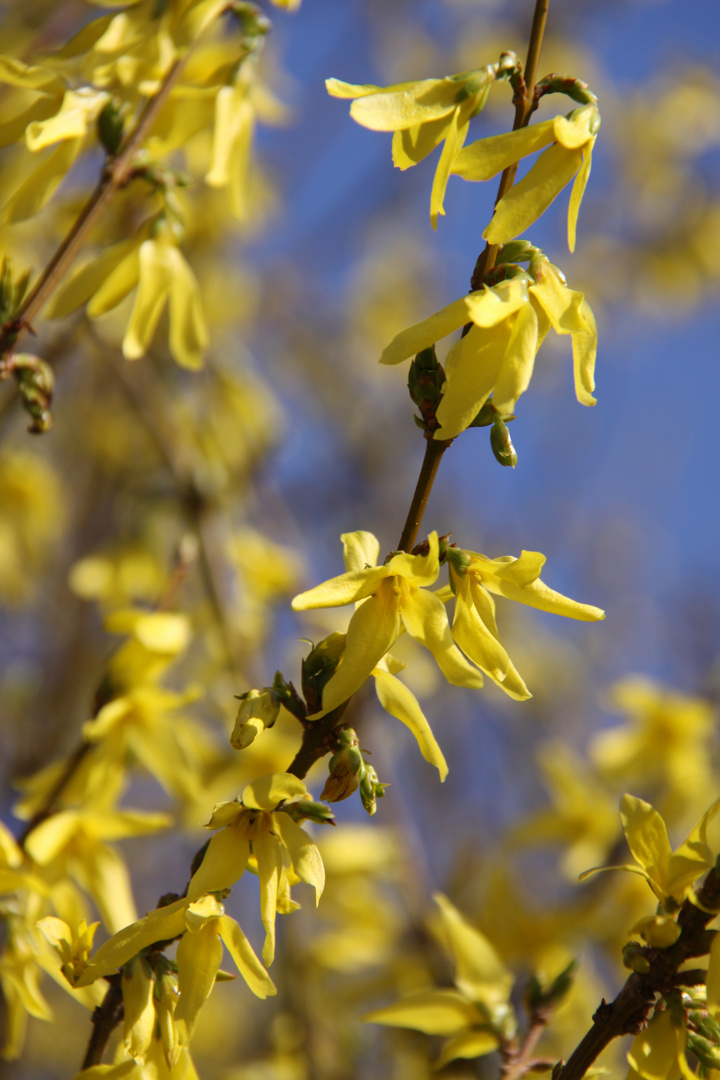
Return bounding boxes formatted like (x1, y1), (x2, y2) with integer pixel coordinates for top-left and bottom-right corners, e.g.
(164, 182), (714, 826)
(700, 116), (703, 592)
(554, 867), (720, 1080)
(82, 976), (124, 1069)
(396, 436), (451, 553)
(502, 1015), (551, 1080)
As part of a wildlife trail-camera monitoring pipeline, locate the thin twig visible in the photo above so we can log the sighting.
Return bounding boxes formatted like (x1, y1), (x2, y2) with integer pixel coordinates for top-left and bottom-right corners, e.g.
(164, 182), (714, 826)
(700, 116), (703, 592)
(502, 1015), (551, 1080)
(396, 436), (451, 553)
(471, 0), (550, 289)
(82, 976), (124, 1069)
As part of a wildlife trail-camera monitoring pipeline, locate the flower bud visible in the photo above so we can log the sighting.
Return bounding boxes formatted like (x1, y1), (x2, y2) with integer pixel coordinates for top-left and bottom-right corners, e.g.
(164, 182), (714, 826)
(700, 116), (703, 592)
(360, 764), (387, 817)
(321, 728), (365, 802)
(230, 687), (280, 749)
(490, 417), (517, 467)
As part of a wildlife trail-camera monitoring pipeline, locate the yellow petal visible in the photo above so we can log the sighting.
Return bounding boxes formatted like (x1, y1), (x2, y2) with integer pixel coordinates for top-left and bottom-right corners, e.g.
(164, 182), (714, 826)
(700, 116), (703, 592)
(491, 299), (539, 414)
(430, 110), (467, 229)
(24, 810), (80, 863)
(26, 89), (109, 151)
(242, 774), (307, 812)
(451, 585), (509, 683)
(552, 105), (598, 150)
(365, 988), (482, 1035)
(380, 294), (475, 366)
(253, 829), (282, 966)
(0, 56), (65, 95)
(401, 587), (484, 689)
(75, 898), (189, 986)
(167, 246), (208, 369)
(452, 118), (556, 181)
(122, 239), (173, 360)
(484, 142), (583, 246)
(47, 238), (141, 319)
(385, 531), (440, 587)
(393, 115), (451, 170)
(572, 298), (598, 406)
(325, 78), (387, 100)
(186, 824), (250, 901)
(627, 1008), (685, 1080)
(434, 894), (513, 1012)
(434, 320), (511, 441)
(217, 916), (276, 998)
(1, 138), (82, 225)
(620, 795), (671, 888)
(77, 841), (138, 934)
(567, 140), (593, 252)
(86, 247), (141, 318)
(122, 960), (155, 1062)
(373, 668), (448, 779)
(436, 1029), (500, 1067)
(273, 814), (325, 902)
(350, 79), (457, 132)
(341, 531), (380, 573)
(205, 84), (252, 189)
(292, 565), (390, 610)
(184, 894), (224, 932)
(175, 919), (223, 1044)
(316, 578), (402, 715)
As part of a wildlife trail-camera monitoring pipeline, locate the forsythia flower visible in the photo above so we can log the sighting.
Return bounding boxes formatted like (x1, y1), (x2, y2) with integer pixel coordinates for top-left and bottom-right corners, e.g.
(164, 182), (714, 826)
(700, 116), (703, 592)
(452, 103), (601, 251)
(366, 894), (515, 1067)
(327, 66), (495, 228)
(46, 225), (209, 369)
(292, 531), (482, 716)
(184, 773), (325, 965)
(381, 256), (597, 440)
(580, 793), (720, 907)
(447, 546), (605, 699)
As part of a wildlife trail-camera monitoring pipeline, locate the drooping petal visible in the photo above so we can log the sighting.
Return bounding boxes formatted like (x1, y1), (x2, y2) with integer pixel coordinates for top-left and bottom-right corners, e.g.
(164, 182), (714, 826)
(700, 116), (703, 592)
(186, 823), (250, 901)
(242, 774), (307, 812)
(434, 894), (513, 1014)
(273, 814), (325, 902)
(175, 918), (223, 1043)
(86, 247), (141, 317)
(122, 959), (155, 1062)
(401, 586), (484, 689)
(620, 795), (672, 895)
(217, 916), (276, 999)
(430, 110), (468, 229)
(76, 841), (138, 934)
(373, 667), (448, 780)
(567, 140), (594, 252)
(167, 246), (208, 369)
(483, 142), (583, 246)
(451, 583), (509, 684)
(342, 531), (380, 573)
(571, 298), (598, 406)
(434, 320), (511, 441)
(253, 829), (282, 966)
(392, 115), (451, 170)
(365, 988), (482, 1035)
(452, 118), (557, 181)
(325, 78), (393, 100)
(491, 298), (539, 414)
(316, 579), (402, 715)
(122, 239), (172, 360)
(485, 561), (605, 622)
(26, 89), (109, 150)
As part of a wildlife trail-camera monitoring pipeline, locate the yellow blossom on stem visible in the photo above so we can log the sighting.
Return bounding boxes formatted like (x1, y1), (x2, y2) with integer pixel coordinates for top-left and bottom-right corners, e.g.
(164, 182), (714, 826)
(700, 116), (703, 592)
(292, 530), (482, 717)
(36, 917), (100, 988)
(452, 103), (601, 251)
(580, 793), (720, 907)
(380, 256), (597, 441)
(327, 66), (496, 228)
(185, 773), (325, 965)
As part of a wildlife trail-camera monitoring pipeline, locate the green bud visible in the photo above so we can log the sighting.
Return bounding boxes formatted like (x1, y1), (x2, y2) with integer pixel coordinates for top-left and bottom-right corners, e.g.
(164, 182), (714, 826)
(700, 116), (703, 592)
(525, 960), (578, 1013)
(446, 545), (472, 579)
(97, 97), (127, 156)
(689, 1011), (720, 1044)
(621, 942), (650, 974)
(302, 632), (346, 713)
(490, 418), (517, 467)
(497, 240), (540, 265)
(469, 401), (497, 428)
(687, 1033), (720, 1071)
(408, 345), (446, 434)
(359, 764), (387, 817)
(321, 728), (365, 803)
(533, 74), (598, 107)
(282, 800), (336, 826)
(12, 354), (54, 434)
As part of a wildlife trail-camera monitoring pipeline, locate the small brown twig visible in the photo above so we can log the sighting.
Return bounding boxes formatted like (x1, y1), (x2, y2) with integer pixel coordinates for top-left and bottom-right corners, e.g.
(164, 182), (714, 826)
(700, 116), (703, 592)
(82, 976), (124, 1069)
(502, 1014), (552, 1080)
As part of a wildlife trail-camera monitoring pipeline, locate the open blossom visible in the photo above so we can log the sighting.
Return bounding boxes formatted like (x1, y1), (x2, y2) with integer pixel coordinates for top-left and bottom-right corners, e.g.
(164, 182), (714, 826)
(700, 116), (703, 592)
(292, 531), (482, 716)
(452, 103), (600, 251)
(448, 547), (605, 699)
(327, 67), (495, 228)
(381, 256), (596, 440)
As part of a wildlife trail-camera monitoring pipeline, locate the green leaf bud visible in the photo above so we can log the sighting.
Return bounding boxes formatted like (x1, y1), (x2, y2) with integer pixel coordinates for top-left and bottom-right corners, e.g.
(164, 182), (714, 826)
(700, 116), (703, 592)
(490, 418), (518, 467)
(230, 687), (280, 749)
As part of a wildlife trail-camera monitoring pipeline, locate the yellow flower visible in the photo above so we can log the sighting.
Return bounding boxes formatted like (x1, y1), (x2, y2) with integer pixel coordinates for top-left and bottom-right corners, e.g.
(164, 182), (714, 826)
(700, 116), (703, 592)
(292, 531), (482, 716)
(46, 226), (208, 369)
(580, 794), (720, 908)
(448, 546), (605, 699)
(380, 256), (597, 440)
(327, 67), (496, 228)
(365, 894), (514, 1068)
(452, 104), (601, 251)
(185, 773), (325, 965)
(36, 917), (100, 988)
